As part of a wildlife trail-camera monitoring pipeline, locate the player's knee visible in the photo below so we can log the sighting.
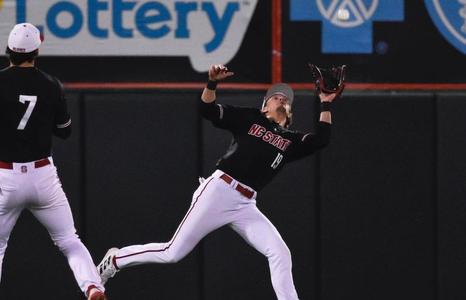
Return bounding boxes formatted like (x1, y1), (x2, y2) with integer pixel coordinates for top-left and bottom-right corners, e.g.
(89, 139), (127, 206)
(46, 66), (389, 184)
(166, 256), (180, 263)
(164, 247), (189, 263)
(270, 242), (292, 265)
(52, 232), (80, 252)
(165, 252), (184, 263)
(279, 245), (292, 262)
(0, 238), (8, 255)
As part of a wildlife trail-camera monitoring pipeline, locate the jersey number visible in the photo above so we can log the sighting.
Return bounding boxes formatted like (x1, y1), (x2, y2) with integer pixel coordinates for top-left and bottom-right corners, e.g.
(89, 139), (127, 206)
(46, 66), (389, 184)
(271, 153), (283, 169)
(17, 95), (37, 130)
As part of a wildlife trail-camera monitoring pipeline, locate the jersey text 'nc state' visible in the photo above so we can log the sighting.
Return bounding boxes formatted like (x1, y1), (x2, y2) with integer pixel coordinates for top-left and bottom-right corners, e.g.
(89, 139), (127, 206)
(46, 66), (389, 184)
(248, 124), (291, 151)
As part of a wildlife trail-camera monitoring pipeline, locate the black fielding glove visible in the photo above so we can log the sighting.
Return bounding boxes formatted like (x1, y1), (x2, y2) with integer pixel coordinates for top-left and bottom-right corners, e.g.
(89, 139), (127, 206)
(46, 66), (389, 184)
(309, 63), (347, 98)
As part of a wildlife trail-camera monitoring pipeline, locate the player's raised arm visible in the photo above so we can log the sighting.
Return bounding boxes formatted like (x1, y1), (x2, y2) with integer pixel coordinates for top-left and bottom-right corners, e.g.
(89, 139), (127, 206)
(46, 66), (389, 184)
(309, 63), (346, 125)
(319, 92), (336, 124)
(287, 92), (334, 161)
(285, 64), (347, 161)
(201, 64), (234, 103)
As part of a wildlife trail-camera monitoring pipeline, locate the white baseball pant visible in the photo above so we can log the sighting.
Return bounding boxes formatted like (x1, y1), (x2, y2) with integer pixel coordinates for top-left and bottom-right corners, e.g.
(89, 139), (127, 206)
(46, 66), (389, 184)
(0, 158), (104, 295)
(114, 170), (299, 300)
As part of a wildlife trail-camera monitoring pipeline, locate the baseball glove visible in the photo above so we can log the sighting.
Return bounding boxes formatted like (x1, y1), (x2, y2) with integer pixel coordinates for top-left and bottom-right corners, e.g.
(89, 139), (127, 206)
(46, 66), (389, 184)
(309, 64), (346, 96)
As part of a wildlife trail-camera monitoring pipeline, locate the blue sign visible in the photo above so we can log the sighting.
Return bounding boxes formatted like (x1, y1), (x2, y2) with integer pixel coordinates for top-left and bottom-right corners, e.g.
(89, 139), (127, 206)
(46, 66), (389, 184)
(425, 0), (466, 54)
(290, 0), (404, 53)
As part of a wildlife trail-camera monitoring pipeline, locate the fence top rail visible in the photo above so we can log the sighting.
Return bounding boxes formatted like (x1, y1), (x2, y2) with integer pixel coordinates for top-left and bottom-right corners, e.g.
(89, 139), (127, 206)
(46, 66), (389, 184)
(63, 82), (466, 91)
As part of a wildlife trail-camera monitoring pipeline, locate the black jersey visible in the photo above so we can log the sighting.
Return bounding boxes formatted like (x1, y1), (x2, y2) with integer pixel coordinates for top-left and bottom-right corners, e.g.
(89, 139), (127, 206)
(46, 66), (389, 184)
(201, 101), (330, 191)
(0, 66), (71, 162)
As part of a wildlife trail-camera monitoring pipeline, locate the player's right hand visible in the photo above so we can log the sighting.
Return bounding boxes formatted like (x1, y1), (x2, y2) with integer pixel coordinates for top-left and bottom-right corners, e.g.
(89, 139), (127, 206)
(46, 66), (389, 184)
(208, 64), (234, 81)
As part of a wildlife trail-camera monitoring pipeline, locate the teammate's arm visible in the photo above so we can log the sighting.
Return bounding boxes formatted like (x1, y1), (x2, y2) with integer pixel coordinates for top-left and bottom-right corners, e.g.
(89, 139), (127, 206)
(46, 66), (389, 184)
(53, 80), (72, 139)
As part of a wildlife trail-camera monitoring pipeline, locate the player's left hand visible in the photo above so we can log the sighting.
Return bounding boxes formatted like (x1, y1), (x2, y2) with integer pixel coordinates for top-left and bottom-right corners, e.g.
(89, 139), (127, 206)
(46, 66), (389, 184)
(309, 63), (346, 100)
(319, 93), (337, 103)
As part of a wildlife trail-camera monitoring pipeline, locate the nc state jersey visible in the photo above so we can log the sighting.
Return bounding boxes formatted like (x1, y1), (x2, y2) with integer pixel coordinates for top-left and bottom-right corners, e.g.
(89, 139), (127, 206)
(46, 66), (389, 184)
(201, 102), (330, 191)
(0, 66), (71, 162)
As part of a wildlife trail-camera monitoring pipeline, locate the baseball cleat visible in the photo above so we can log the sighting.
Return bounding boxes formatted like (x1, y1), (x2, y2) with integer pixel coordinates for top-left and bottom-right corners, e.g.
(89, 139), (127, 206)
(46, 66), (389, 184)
(87, 285), (107, 300)
(98, 247), (120, 285)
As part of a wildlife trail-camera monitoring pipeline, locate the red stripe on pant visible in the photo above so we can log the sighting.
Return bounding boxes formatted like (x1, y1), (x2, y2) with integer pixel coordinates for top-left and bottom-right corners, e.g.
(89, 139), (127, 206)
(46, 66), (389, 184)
(115, 177), (215, 261)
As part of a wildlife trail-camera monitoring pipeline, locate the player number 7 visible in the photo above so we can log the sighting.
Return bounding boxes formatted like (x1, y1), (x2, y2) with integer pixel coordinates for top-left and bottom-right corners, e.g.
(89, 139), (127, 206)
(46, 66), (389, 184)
(17, 95), (38, 130)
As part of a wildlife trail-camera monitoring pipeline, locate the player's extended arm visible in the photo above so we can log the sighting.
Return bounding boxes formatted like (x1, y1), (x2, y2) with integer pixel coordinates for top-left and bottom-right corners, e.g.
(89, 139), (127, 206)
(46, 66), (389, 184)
(201, 64), (234, 103)
(309, 63), (347, 124)
(286, 122), (331, 162)
(319, 93), (336, 124)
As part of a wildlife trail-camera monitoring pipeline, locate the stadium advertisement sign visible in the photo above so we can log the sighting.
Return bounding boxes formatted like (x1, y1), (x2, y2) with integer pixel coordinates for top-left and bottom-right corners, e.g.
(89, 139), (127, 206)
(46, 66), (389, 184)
(0, 0), (258, 71)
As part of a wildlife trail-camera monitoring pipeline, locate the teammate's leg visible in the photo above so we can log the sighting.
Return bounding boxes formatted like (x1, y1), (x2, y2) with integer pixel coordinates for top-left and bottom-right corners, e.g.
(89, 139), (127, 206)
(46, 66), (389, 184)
(230, 204), (299, 300)
(0, 172), (23, 283)
(29, 167), (104, 295)
(114, 176), (232, 269)
(0, 206), (22, 283)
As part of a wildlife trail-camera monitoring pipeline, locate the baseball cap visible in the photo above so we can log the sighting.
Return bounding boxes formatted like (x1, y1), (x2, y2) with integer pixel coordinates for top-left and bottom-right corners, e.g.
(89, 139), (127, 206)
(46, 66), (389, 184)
(8, 23), (42, 53)
(264, 83), (294, 106)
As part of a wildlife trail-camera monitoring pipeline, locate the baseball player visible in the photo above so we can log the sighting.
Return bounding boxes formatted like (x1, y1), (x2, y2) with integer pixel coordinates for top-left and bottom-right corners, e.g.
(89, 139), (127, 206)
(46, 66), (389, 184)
(0, 23), (106, 300)
(98, 64), (344, 299)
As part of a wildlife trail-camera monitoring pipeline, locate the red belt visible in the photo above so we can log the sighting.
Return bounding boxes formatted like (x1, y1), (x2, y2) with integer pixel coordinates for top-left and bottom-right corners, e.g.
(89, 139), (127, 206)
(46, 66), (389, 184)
(219, 173), (255, 199)
(0, 158), (51, 170)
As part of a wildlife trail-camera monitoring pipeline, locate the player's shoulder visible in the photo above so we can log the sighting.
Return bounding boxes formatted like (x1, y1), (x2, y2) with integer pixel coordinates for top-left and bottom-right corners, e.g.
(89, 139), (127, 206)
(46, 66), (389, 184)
(275, 126), (299, 136)
(35, 68), (63, 88)
(0, 66), (9, 74)
(239, 107), (261, 115)
(0, 66), (13, 79)
(227, 105), (260, 114)
(274, 125), (306, 141)
(219, 104), (260, 116)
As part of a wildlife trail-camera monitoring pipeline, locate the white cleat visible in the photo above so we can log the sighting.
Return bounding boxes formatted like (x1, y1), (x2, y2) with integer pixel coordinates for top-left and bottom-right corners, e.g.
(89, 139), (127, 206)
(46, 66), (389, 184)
(97, 247), (120, 285)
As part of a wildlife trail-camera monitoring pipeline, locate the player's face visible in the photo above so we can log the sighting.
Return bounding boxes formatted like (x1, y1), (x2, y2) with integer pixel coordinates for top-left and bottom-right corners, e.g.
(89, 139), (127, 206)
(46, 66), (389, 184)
(265, 94), (291, 114)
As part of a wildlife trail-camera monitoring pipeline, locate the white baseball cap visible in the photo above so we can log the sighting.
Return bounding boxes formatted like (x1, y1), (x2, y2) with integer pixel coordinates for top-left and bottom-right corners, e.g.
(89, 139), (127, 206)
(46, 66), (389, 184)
(8, 23), (42, 53)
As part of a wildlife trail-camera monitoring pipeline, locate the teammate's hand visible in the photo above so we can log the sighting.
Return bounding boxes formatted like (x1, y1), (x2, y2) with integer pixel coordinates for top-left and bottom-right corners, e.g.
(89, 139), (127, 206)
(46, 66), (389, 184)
(319, 92), (337, 103)
(208, 64), (234, 81)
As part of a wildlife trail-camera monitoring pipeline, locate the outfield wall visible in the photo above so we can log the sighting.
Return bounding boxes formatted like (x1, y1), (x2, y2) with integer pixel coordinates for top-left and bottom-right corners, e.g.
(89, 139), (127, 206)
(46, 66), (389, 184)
(1, 90), (465, 300)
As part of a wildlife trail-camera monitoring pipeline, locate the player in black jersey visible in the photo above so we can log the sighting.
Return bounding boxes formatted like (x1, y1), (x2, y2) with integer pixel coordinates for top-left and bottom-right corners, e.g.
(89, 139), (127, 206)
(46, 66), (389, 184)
(98, 64), (339, 300)
(0, 23), (106, 300)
